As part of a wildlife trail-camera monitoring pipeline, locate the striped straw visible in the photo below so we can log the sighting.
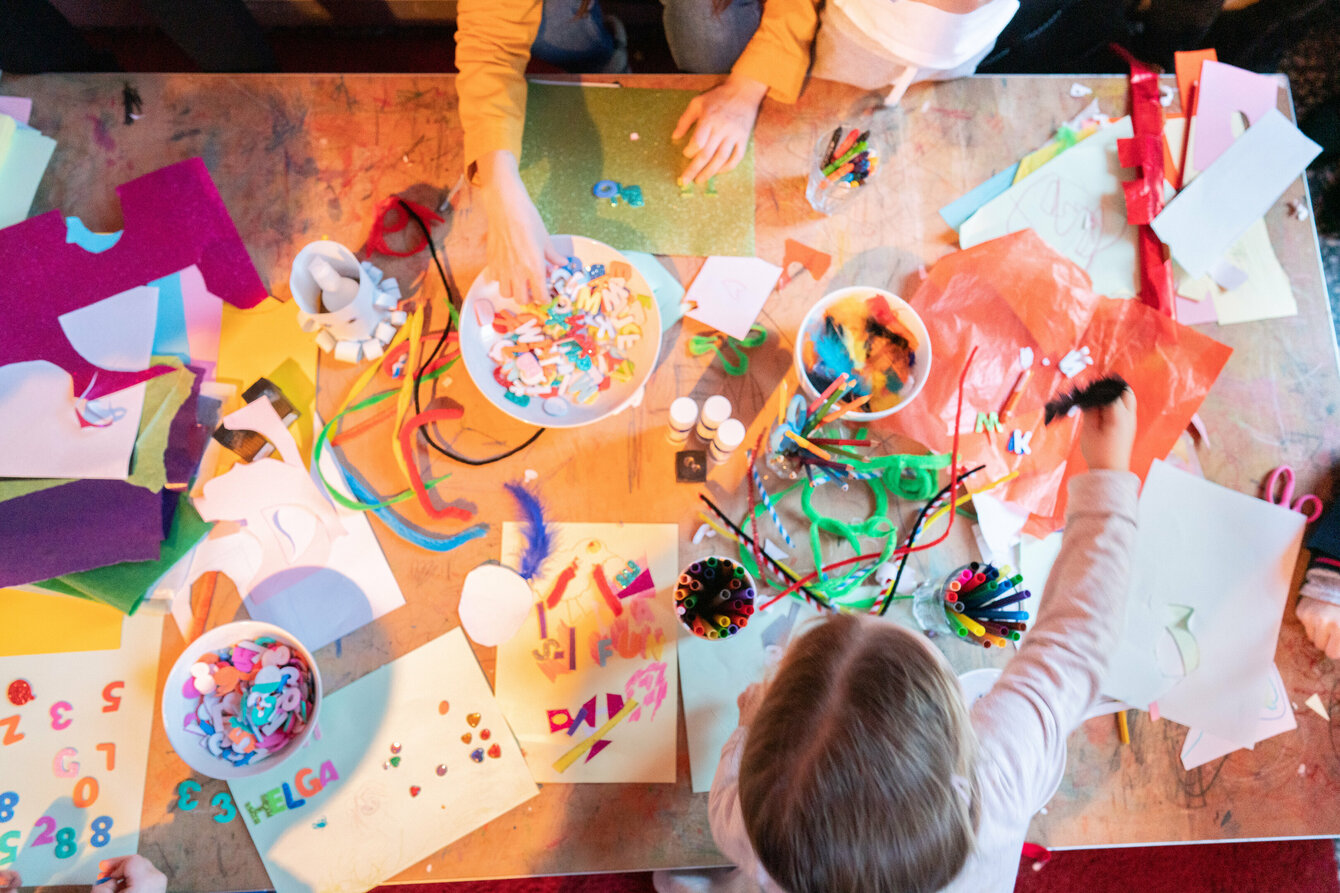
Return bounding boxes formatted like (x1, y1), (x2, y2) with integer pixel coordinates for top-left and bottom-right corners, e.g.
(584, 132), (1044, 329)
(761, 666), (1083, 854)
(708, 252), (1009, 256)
(749, 452), (795, 548)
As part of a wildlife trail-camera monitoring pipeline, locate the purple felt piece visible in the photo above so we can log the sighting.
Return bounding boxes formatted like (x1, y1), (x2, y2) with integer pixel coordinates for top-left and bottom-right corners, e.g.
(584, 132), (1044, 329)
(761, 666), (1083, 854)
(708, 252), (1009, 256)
(0, 158), (268, 402)
(0, 480), (166, 587)
(165, 364), (209, 488)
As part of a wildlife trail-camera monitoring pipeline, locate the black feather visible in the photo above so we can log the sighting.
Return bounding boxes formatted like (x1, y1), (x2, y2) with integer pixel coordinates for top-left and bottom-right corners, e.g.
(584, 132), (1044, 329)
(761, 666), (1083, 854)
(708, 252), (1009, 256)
(1044, 374), (1129, 425)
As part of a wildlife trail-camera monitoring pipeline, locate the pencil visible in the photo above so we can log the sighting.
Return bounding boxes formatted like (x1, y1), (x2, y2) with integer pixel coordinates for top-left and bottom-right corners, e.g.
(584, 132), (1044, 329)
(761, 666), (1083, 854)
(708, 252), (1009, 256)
(1117, 709), (1130, 745)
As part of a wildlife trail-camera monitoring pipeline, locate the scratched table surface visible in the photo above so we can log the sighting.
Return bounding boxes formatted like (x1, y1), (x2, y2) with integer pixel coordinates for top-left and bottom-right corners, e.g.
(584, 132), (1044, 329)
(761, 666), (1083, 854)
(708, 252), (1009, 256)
(10, 72), (1340, 892)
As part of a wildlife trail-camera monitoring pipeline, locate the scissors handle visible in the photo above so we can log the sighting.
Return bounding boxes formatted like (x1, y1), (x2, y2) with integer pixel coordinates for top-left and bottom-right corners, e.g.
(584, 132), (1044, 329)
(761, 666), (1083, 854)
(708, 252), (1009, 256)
(1295, 494), (1325, 524)
(1265, 465), (1297, 507)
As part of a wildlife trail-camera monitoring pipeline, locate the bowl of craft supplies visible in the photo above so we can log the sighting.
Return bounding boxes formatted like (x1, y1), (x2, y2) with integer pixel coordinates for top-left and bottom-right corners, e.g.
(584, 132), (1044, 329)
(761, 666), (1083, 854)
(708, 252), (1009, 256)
(162, 621), (321, 780)
(675, 556), (756, 640)
(459, 234), (663, 428)
(795, 286), (931, 422)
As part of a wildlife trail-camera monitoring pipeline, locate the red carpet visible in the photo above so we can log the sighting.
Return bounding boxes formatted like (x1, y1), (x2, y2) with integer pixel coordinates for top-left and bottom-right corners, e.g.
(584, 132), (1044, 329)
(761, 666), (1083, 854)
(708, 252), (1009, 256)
(372, 838), (1339, 892)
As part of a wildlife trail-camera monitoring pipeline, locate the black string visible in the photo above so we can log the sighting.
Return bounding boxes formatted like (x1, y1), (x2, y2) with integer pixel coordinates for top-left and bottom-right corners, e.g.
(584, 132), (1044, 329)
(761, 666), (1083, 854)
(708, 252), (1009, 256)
(397, 199), (545, 465)
(877, 463), (986, 617)
(698, 494), (829, 607)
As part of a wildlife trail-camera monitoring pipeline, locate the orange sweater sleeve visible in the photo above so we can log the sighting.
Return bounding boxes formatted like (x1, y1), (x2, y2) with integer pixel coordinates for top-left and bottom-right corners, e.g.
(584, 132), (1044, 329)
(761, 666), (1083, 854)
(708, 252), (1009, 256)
(730, 0), (821, 103)
(454, 0), (543, 171)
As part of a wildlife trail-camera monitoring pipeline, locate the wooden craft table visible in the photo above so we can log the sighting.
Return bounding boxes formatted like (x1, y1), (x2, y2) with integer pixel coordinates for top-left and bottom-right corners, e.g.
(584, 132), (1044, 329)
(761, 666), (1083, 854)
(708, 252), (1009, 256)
(13, 72), (1340, 891)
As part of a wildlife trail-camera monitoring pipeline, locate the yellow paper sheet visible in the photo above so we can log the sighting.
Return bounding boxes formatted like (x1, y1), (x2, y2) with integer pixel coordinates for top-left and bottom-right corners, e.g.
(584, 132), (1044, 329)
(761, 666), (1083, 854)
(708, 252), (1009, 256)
(1208, 219), (1296, 324)
(0, 588), (124, 656)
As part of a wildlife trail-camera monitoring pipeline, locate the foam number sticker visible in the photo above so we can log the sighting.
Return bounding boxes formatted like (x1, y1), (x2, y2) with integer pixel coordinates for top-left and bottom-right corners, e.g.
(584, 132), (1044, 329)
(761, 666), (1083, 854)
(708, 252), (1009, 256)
(49, 701), (72, 730)
(210, 792), (236, 824)
(89, 815), (113, 847)
(97, 741), (116, 771)
(30, 815), (56, 846)
(0, 715), (22, 746)
(53, 747), (79, 778)
(101, 681), (123, 713)
(54, 826), (76, 858)
(0, 830), (17, 867)
(0, 792), (16, 822)
(176, 779), (201, 812)
(72, 776), (99, 808)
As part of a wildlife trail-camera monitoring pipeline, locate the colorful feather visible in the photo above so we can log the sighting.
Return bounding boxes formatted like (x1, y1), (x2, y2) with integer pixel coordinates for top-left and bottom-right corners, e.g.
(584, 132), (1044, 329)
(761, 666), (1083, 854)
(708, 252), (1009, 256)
(505, 480), (553, 582)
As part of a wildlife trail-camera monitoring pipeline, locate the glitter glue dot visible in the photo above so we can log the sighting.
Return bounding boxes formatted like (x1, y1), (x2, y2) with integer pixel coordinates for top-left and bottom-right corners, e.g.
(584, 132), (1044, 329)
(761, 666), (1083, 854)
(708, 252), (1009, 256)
(390, 742), (402, 754)
(466, 713), (481, 728)
(7, 679), (35, 706)
(436, 764), (448, 776)
(409, 786), (421, 797)
(480, 729), (491, 741)
(461, 732), (472, 744)
(470, 748), (485, 763)
(487, 744), (502, 759)
(438, 701), (450, 715)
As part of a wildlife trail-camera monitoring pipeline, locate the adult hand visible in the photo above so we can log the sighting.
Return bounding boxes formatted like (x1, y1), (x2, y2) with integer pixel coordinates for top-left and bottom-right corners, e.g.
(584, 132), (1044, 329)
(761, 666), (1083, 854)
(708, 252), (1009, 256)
(1, 869), (21, 892)
(1079, 386), (1137, 473)
(96, 855), (167, 893)
(476, 150), (564, 303)
(673, 75), (768, 186)
(1298, 596), (1340, 660)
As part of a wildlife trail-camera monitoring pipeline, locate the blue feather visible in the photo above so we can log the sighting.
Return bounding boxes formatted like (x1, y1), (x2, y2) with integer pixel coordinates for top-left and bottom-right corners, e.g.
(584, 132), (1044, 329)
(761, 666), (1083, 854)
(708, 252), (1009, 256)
(505, 481), (553, 582)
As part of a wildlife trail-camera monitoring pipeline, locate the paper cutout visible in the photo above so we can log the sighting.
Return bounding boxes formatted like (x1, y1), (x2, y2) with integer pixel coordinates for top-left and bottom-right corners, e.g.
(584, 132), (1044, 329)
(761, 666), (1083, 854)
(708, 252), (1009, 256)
(0, 158), (266, 405)
(1103, 461), (1306, 748)
(0, 589), (124, 656)
(961, 120), (1142, 298)
(778, 239), (832, 287)
(1192, 62), (1280, 171)
(521, 84), (755, 257)
(1158, 605), (1200, 677)
(0, 115), (55, 229)
(971, 492), (1029, 563)
(459, 564), (535, 647)
(1152, 109), (1321, 279)
(683, 256), (782, 340)
(1180, 663), (1295, 770)
(1118, 52), (1175, 318)
(622, 251), (686, 327)
(1304, 693), (1329, 721)
(0, 98), (33, 125)
(228, 629), (537, 893)
(0, 607), (161, 883)
(496, 523), (679, 783)
(1172, 49), (1217, 188)
(939, 164), (1018, 231)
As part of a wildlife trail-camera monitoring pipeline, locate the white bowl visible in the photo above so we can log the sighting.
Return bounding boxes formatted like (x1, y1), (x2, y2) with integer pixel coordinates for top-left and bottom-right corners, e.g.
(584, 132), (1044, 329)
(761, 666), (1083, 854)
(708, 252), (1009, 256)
(793, 286), (932, 422)
(162, 620), (322, 780)
(458, 235), (663, 428)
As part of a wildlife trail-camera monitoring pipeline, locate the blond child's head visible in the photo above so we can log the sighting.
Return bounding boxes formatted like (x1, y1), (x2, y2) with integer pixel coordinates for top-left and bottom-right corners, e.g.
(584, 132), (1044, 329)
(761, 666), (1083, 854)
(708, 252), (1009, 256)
(738, 611), (979, 893)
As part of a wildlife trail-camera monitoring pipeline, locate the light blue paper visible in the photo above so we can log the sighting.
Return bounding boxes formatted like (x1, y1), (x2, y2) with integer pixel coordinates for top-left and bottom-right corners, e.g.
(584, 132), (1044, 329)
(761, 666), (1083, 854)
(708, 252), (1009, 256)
(623, 250), (685, 326)
(65, 217), (123, 253)
(938, 164), (1019, 231)
(148, 271), (192, 362)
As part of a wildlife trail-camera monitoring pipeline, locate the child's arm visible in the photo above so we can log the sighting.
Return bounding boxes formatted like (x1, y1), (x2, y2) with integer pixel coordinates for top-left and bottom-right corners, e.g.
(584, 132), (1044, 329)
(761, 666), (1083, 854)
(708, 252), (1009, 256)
(974, 389), (1139, 814)
(706, 685), (765, 870)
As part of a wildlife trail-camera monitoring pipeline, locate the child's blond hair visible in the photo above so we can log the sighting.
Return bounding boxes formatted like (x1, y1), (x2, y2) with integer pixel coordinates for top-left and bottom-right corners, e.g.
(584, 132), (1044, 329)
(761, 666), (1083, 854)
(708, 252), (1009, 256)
(738, 611), (979, 893)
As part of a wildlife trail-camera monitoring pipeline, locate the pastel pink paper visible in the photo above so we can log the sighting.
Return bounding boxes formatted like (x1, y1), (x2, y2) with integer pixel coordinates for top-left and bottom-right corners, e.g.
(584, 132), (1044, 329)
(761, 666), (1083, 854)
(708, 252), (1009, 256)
(1192, 61), (1279, 170)
(1176, 294), (1219, 325)
(178, 265), (223, 378)
(0, 158), (266, 401)
(0, 97), (33, 125)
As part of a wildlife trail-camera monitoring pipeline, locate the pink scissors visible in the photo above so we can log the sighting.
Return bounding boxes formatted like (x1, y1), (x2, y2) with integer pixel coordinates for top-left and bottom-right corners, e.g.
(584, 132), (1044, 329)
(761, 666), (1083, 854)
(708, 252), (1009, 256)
(1264, 465), (1324, 523)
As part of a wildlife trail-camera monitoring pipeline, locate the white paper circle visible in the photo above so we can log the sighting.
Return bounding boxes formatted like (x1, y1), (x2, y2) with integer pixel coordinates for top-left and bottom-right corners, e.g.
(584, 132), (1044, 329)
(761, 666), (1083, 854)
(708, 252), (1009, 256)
(458, 564), (535, 647)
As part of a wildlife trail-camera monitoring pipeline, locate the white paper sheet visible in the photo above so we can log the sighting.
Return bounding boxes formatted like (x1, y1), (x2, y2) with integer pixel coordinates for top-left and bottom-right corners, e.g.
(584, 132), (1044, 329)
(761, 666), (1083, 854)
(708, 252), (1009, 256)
(971, 492), (1030, 564)
(1179, 663), (1296, 770)
(0, 608), (163, 884)
(683, 256), (781, 340)
(457, 564), (534, 647)
(495, 523), (679, 783)
(228, 629), (538, 893)
(1152, 109), (1321, 279)
(1102, 461), (1305, 747)
(960, 119), (1141, 299)
(680, 599), (825, 792)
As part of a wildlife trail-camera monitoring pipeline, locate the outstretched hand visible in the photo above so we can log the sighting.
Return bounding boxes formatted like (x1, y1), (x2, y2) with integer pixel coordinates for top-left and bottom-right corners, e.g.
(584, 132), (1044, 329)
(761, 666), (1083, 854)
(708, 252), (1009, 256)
(673, 75), (768, 186)
(476, 150), (564, 303)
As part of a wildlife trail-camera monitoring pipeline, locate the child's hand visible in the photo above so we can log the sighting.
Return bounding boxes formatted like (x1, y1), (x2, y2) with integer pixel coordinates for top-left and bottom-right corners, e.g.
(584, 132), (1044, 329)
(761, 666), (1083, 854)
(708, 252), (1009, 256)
(96, 856), (166, 893)
(1, 869), (21, 892)
(1079, 386), (1137, 472)
(1297, 596), (1340, 659)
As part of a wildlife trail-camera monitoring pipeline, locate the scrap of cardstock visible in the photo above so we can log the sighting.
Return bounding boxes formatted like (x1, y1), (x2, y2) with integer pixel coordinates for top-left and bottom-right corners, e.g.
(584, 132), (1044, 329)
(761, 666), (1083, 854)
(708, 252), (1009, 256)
(0, 588), (124, 656)
(0, 115), (55, 229)
(0, 97), (33, 125)
(0, 157), (266, 404)
(939, 164), (1019, 231)
(1179, 663), (1296, 770)
(228, 628), (537, 893)
(1102, 460), (1305, 747)
(521, 84), (755, 257)
(0, 607), (162, 883)
(960, 119), (1142, 299)
(680, 599), (825, 792)
(683, 256), (782, 340)
(1152, 109), (1321, 279)
(495, 523), (679, 783)
(622, 251), (686, 327)
(458, 564), (535, 648)
(1192, 62), (1280, 171)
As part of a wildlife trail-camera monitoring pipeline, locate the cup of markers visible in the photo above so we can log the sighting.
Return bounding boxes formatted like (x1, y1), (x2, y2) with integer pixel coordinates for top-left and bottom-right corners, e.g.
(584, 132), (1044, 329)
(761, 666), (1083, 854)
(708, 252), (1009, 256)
(805, 123), (883, 215)
(676, 556), (756, 640)
(913, 562), (1031, 649)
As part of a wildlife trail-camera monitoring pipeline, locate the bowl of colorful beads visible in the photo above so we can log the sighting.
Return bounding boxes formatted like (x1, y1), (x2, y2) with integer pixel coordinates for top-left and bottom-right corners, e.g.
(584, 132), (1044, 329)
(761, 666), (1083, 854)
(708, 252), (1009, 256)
(459, 234), (663, 428)
(162, 621), (321, 780)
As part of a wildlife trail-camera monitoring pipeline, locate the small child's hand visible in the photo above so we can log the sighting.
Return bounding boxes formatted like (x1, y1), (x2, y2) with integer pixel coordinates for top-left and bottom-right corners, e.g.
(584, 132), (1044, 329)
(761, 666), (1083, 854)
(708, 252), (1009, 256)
(1, 869), (21, 892)
(1297, 596), (1340, 660)
(96, 856), (166, 893)
(737, 683), (765, 727)
(1078, 386), (1137, 472)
